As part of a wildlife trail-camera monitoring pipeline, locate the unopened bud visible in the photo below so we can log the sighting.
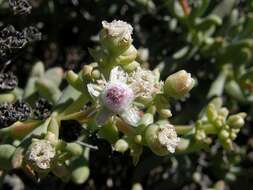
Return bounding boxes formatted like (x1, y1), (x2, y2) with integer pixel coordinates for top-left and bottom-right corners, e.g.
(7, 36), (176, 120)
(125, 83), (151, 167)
(206, 103), (217, 122)
(115, 139), (129, 153)
(218, 108), (229, 119)
(227, 114), (245, 129)
(134, 135), (142, 144)
(83, 65), (93, 78)
(195, 129), (206, 141)
(91, 69), (101, 79)
(219, 129), (230, 141)
(164, 70), (194, 99)
(159, 109), (172, 118)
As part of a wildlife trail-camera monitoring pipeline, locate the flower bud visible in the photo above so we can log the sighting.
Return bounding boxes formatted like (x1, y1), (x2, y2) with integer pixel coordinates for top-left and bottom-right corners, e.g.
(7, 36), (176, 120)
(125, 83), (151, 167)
(132, 183), (143, 190)
(66, 70), (85, 92)
(65, 143), (83, 156)
(134, 135), (142, 144)
(206, 103), (218, 122)
(164, 70), (194, 99)
(195, 129), (206, 141)
(25, 139), (56, 173)
(114, 139), (129, 153)
(138, 113), (154, 127)
(91, 69), (101, 79)
(144, 124), (180, 156)
(70, 157), (90, 184)
(100, 20), (133, 54)
(114, 45), (138, 65)
(159, 109), (172, 118)
(227, 114), (245, 129)
(219, 129), (230, 141)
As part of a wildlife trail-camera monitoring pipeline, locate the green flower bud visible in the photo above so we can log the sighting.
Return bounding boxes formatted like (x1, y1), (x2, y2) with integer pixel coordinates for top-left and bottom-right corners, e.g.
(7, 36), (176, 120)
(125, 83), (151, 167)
(25, 139), (56, 173)
(70, 157), (90, 184)
(134, 135), (142, 144)
(219, 129), (230, 141)
(122, 60), (140, 72)
(159, 109), (172, 118)
(114, 45), (138, 65)
(83, 65), (94, 78)
(230, 131), (237, 140)
(66, 70), (85, 92)
(218, 107), (229, 119)
(100, 20), (133, 54)
(132, 183), (143, 190)
(138, 113), (154, 127)
(164, 70), (194, 99)
(195, 129), (206, 141)
(144, 124), (180, 156)
(223, 139), (233, 150)
(114, 139), (129, 153)
(206, 103), (218, 122)
(91, 69), (101, 79)
(213, 116), (224, 128)
(227, 114), (245, 129)
(0, 144), (16, 170)
(65, 143), (83, 156)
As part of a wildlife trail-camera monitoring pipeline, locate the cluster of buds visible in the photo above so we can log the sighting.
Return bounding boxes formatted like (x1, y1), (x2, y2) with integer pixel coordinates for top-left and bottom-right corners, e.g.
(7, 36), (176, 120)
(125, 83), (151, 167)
(194, 97), (246, 150)
(0, 20), (246, 183)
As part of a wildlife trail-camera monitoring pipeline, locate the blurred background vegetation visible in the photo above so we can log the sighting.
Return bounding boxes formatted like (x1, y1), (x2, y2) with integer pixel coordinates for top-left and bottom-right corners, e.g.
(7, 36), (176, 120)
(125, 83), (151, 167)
(1, 0), (253, 189)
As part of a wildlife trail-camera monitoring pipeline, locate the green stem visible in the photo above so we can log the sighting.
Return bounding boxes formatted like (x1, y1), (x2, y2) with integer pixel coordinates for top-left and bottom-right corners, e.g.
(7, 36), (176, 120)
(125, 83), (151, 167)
(174, 125), (194, 135)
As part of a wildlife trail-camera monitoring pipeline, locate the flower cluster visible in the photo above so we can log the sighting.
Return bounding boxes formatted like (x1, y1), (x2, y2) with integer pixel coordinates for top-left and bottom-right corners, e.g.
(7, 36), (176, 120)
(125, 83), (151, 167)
(0, 20), (246, 185)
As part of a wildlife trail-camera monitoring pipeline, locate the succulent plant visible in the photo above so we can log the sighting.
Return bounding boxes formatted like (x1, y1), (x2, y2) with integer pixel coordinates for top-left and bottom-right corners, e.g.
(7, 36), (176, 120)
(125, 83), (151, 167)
(0, 0), (253, 189)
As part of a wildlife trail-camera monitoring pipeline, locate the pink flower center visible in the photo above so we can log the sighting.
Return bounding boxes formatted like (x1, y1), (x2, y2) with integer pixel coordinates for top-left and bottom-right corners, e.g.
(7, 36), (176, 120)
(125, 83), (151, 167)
(106, 86), (126, 105)
(101, 82), (134, 113)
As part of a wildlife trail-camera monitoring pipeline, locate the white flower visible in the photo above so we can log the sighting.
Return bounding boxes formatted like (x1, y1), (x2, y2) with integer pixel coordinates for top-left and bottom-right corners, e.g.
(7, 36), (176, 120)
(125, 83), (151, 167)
(129, 67), (163, 99)
(157, 124), (180, 153)
(87, 66), (163, 126)
(87, 66), (139, 126)
(102, 20), (133, 44)
(26, 140), (55, 171)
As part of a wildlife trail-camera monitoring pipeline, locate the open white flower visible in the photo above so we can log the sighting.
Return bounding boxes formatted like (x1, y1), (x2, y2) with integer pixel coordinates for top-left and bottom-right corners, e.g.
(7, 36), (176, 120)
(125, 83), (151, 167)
(157, 124), (180, 153)
(129, 67), (163, 99)
(87, 66), (139, 126)
(26, 140), (55, 171)
(87, 66), (163, 126)
(102, 20), (133, 44)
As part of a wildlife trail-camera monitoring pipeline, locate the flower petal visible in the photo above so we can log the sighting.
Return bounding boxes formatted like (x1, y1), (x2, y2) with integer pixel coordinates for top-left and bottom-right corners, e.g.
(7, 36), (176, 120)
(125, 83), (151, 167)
(96, 108), (114, 125)
(120, 107), (140, 127)
(109, 66), (128, 83)
(87, 83), (101, 98)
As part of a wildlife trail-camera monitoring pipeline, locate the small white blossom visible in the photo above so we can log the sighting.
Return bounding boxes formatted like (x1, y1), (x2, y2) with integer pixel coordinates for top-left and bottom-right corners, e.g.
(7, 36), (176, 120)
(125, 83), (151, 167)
(102, 20), (133, 44)
(26, 140), (55, 171)
(157, 124), (180, 153)
(129, 67), (163, 99)
(87, 66), (139, 126)
(87, 66), (163, 126)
